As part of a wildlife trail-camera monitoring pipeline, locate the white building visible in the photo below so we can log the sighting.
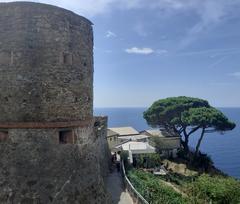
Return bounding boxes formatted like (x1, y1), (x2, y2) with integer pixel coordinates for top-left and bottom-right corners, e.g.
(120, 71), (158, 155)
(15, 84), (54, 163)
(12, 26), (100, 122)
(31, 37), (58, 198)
(107, 126), (149, 149)
(116, 141), (156, 163)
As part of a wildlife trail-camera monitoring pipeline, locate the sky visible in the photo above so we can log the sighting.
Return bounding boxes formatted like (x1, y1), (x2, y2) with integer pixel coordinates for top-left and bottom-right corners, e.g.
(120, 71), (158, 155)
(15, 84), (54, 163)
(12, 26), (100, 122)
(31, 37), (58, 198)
(1, 0), (240, 107)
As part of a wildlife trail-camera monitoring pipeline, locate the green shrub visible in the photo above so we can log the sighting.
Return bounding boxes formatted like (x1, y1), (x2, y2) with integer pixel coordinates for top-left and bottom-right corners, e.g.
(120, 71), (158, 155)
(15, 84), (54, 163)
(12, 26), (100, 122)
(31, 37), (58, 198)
(177, 148), (188, 159)
(128, 169), (189, 204)
(186, 174), (240, 204)
(134, 153), (161, 168)
(161, 172), (197, 186)
(192, 154), (213, 171)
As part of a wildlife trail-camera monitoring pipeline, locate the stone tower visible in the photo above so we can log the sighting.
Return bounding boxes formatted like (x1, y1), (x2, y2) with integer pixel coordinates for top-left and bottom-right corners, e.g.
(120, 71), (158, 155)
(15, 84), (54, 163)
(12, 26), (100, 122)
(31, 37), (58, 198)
(0, 2), (109, 204)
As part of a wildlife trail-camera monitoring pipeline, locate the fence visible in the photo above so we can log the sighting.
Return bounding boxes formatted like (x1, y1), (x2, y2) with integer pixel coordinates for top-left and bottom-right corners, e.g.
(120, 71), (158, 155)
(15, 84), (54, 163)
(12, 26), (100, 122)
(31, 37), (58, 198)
(121, 161), (149, 204)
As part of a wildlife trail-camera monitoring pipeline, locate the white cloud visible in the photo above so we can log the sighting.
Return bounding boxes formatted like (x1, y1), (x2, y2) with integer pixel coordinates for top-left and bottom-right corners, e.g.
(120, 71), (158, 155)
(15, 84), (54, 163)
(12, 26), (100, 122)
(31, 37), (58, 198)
(106, 30), (116, 38)
(2, 0), (239, 21)
(178, 0), (240, 49)
(2, 0), (240, 50)
(0, 0), (114, 17)
(125, 47), (154, 55)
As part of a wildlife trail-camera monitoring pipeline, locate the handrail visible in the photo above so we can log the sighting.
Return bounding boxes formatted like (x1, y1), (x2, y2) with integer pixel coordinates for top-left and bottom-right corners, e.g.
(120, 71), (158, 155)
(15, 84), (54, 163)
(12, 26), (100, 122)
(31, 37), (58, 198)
(121, 161), (149, 204)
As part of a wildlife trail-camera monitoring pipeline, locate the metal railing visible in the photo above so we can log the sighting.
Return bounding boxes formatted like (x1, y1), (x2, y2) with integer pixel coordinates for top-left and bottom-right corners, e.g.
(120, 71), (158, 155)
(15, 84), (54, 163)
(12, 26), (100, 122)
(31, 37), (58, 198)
(121, 161), (149, 204)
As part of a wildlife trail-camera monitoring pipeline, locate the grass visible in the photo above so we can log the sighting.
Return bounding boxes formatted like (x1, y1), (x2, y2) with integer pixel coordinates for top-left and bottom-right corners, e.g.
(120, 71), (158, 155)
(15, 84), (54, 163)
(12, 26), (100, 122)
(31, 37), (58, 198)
(127, 169), (189, 204)
(185, 174), (240, 204)
(127, 169), (240, 204)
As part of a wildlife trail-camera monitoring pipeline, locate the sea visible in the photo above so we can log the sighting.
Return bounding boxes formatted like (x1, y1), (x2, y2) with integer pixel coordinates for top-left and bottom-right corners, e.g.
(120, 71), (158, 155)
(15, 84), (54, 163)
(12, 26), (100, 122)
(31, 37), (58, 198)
(94, 107), (240, 179)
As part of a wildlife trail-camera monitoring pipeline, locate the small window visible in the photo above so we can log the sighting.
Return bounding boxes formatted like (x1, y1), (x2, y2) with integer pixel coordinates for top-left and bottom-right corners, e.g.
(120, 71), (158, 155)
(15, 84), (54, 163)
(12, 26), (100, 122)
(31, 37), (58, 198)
(59, 130), (74, 144)
(0, 131), (8, 142)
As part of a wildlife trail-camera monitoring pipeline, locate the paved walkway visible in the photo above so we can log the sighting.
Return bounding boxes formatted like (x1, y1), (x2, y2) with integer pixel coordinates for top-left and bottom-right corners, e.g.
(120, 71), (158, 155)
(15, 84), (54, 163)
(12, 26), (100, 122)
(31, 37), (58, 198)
(106, 169), (133, 204)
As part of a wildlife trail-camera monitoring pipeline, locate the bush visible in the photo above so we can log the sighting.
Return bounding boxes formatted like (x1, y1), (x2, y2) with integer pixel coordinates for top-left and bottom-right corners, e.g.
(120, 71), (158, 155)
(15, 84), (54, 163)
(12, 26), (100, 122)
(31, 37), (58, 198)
(162, 173), (196, 186)
(186, 174), (240, 204)
(127, 169), (240, 204)
(193, 154), (213, 171)
(134, 153), (161, 168)
(128, 169), (189, 204)
(177, 148), (188, 159)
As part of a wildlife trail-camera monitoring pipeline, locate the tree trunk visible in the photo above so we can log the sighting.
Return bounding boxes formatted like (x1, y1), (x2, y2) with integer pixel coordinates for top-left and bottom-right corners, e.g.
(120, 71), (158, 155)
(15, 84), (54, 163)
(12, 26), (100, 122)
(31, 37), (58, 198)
(194, 127), (205, 157)
(181, 129), (189, 155)
(181, 139), (189, 153)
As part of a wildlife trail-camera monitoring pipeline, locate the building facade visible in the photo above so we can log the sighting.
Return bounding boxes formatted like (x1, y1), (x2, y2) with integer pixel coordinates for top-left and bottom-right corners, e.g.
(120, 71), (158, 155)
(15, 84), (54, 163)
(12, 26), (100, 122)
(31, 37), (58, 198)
(141, 129), (180, 158)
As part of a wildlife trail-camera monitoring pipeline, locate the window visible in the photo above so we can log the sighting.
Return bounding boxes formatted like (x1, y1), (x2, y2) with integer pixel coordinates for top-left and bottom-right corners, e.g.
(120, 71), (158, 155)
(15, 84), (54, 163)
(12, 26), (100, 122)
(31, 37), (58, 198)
(0, 131), (8, 142)
(59, 130), (74, 144)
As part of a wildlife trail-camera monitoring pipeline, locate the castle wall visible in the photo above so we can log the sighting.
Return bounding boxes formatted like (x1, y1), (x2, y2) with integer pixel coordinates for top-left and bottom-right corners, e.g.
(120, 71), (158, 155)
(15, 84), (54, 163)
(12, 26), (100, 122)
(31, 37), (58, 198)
(94, 116), (111, 177)
(0, 2), (93, 122)
(0, 125), (109, 204)
(0, 2), (110, 204)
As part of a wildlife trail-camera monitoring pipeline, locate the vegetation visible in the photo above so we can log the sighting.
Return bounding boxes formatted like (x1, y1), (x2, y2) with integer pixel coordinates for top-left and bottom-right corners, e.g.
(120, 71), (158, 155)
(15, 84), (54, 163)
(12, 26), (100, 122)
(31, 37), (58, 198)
(134, 153), (161, 169)
(158, 172), (197, 186)
(143, 96), (236, 156)
(128, 169), (188, 204)
(185, 174), (240, 204)
(127, 169), (240, 204)
(150, 136), (173, 157)
(128, 97), (238, 203)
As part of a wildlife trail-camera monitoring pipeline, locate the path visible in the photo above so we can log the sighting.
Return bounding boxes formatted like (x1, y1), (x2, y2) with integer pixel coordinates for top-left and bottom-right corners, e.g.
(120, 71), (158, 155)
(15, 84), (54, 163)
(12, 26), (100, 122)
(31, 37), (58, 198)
(106, 169), (133, 204)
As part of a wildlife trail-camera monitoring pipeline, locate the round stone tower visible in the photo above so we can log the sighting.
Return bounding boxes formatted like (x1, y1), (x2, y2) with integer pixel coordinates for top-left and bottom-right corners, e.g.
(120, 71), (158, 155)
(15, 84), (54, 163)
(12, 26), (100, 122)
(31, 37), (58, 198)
(0, 3), (109, 204)
(0, 2), (93, 123)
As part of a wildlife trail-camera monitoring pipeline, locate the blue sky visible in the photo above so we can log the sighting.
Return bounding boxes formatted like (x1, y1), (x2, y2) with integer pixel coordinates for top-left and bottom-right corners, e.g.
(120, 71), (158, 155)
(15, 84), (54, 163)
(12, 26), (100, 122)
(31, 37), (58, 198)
(2, 0), (240, 107)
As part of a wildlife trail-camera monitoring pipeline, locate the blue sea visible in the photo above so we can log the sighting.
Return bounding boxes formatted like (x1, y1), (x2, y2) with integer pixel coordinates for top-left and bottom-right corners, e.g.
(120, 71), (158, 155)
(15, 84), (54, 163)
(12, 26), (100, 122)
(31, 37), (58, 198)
(94, 107), (240, 179)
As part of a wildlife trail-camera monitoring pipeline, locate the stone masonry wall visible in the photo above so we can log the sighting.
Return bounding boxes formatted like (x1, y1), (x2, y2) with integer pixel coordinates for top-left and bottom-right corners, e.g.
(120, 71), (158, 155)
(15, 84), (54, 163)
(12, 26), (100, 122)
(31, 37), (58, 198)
(0, 125), (109, 204)
(94, 116), (111, 177)
(0, 2), (110, 203)
(0, 2), (93, 122)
